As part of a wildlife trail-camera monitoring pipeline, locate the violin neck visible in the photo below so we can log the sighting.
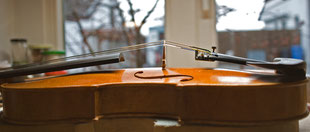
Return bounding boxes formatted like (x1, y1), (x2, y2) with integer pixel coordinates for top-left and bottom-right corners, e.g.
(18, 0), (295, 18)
(0, 53), (124, 79)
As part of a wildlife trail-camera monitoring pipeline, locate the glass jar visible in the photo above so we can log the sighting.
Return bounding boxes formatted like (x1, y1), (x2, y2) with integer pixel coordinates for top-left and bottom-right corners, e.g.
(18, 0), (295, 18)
(29, 44), (52, 63)
(10, 38), (29, 66)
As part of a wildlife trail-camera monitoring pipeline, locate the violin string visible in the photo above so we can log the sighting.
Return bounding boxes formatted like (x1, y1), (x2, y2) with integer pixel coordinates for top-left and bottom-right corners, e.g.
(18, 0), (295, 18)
(3, 41), (163, 70)
(164, 40), (212, 54)
(3, 40), (212, 70)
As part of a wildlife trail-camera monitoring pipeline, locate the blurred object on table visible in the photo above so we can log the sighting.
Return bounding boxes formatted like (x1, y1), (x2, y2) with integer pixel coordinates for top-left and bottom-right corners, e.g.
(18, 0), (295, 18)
(42, 50), (65, 61)
(43, 50), (67, 76)
(29, 44), (52, 63)
(10, 38), (29, 66)
(0, 49), (11, 69)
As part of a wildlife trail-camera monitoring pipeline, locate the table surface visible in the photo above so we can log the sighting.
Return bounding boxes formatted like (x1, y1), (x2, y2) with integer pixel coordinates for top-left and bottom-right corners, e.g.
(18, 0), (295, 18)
(300, 114), (310, 132)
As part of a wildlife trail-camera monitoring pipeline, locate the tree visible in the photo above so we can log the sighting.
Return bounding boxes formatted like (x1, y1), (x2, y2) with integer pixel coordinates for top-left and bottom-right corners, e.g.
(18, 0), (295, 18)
(64, 0), (160, 68)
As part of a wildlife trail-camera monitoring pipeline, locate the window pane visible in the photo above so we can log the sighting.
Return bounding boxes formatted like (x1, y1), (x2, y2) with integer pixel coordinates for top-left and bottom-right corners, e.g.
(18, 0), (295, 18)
(63, 0), (165, 71)
(216, 0), (308, 72)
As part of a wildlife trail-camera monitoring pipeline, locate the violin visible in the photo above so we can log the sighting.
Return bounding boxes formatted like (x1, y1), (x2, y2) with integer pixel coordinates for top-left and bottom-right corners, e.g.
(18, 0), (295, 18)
(0, 41), (308, 126)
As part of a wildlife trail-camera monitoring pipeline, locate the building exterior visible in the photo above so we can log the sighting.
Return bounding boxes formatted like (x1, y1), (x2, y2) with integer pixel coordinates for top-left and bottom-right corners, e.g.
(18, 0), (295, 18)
(146, 26), (164, 67)
(259, 0), (310, 73)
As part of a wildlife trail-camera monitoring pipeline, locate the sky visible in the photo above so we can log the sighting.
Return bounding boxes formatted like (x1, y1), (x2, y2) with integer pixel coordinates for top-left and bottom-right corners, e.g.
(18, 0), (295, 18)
(107, 0), (266, 35)
(216, 0), (266, 31)
(119, 0), (165, 35)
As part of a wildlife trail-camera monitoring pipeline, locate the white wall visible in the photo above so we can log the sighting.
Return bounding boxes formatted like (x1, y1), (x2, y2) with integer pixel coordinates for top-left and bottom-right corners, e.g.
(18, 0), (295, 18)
(165, 0), (218, 68)
(0, 0), (15, 56)
(0, 0), (64, 56)
(14, 0), (64, 50)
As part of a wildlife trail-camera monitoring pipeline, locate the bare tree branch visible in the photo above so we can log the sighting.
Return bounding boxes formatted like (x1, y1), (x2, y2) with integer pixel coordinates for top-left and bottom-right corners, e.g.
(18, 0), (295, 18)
(139, 0), (159, 28)
(72, 11), (95, 54)
(73, 10), (102, 70)
(84, 0), (102, 18)
(127, 0), (136, 23)
(66, 0), (161, 67)
(124, 0), (160, 67)
(65, 31), (84, 55)
(114, 2), (133, 45)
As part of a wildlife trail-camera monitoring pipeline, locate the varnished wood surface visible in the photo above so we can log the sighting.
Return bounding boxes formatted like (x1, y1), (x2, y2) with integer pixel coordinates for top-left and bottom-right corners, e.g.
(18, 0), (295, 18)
(2, 68), (278, 89)
(0, 68), (308, 125)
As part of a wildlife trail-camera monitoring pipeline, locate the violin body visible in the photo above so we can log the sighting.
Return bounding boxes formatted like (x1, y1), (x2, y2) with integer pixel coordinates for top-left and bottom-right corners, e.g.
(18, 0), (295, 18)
(0, 68), (308, 125)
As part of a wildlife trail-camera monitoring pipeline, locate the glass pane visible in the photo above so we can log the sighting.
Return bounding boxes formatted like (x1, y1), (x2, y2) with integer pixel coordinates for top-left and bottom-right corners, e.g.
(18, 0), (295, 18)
(63, 0), (165, 72)
(216, 0), (308, 72)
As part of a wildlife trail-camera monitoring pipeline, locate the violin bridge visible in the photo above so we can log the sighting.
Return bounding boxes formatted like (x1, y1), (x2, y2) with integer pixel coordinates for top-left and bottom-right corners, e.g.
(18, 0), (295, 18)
(162, 45), (166, 70)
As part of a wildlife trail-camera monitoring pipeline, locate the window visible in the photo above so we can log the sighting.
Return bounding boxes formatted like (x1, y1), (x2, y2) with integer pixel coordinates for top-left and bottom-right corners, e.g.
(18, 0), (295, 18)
(216, 0), (307, 71)
(63, 0), (165, 70)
